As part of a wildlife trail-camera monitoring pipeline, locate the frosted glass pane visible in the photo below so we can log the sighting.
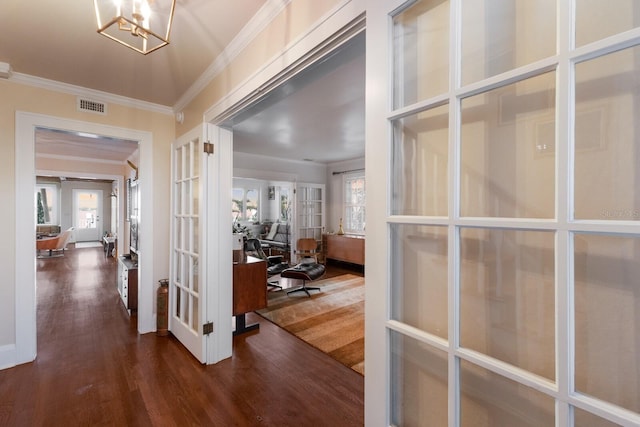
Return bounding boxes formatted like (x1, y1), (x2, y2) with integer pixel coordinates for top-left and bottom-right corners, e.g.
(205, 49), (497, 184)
(392, 0), (449, 108)
(574, 234), (640, 413)
(174, 182), (182, 215)
(192, 294), (199, 331)
(391, 225), (448, 339)
(392, 105), (448, 216)
(193, 140), (200, 177)
(183, 181), (193, 215)
(460, 72), (555, 218)
(461, 0), (556, 85)
(193, 177), (199, 216)
(573, 407), (621, 427)
(185, 141), (191, 177)
(175, 146), (182, 180)
(576, 0), (640, 47)
(193, 217), (199, 254)
(460, 228), (555, 380)
(574, 47), (640, 221)
(390, 331), (448, 427)
(460, 360), (555, 426)
(192, 255), (199, 293)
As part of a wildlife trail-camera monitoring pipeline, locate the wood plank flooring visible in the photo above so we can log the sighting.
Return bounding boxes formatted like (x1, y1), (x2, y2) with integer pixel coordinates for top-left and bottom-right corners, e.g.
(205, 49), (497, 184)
(0, 245), (364, 426)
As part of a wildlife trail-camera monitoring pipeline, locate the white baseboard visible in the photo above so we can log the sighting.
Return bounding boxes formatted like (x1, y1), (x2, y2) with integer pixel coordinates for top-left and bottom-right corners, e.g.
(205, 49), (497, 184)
(0, 343), (17, 370)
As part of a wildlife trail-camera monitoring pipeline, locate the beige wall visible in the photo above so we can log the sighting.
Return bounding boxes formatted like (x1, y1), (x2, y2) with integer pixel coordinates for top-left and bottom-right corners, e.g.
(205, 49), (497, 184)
(0, 79), (174, 348)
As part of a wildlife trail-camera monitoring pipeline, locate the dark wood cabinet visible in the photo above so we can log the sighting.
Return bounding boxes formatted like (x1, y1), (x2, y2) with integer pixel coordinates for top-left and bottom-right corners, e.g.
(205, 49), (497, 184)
(232, 256), (267, 335)
(233, 256), (267, 315)
(325, 234), (365, 266)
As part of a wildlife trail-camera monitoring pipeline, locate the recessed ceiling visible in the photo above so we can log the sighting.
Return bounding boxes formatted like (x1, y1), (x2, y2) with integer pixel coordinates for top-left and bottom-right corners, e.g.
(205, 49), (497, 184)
(230, 32), (365, 164)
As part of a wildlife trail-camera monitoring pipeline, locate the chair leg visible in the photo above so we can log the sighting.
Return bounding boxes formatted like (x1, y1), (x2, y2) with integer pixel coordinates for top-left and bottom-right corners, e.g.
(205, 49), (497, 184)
(286, 280), (320, 297)
(267, 280), (282, 290)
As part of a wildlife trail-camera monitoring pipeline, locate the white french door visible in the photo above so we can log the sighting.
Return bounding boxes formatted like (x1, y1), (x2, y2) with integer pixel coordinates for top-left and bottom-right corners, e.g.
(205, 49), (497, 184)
(170, 124), (233, 365)
(170, 131), (206, 362)
(294, 182), (325, 257)
(72, 189), (103, 241)
(367, 0), (640, 426)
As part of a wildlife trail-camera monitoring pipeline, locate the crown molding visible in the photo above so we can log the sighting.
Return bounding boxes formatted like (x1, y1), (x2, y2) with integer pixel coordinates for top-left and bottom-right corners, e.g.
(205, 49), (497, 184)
(10, 73), (173, 116)
(173, 0), (291, 112)
(234, 150), (328, 167)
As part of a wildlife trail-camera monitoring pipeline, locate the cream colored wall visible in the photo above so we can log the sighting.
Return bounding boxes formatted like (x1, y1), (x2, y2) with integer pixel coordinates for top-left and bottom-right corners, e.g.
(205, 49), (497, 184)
(0, 79), (174, 349)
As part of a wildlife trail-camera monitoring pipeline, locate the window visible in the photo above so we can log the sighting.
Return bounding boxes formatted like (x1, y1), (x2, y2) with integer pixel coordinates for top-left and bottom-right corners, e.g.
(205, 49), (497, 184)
(36, 184), (59, 225)
(344, 174), (365, 233)
(232, 187), (259, 222)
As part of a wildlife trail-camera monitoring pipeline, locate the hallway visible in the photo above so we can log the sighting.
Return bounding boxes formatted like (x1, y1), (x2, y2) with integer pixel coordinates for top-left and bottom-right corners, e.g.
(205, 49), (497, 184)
(0, 246), (364, 425)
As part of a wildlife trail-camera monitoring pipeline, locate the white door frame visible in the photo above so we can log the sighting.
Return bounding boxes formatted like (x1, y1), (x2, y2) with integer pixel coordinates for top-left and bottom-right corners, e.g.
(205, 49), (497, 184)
(72, 189), (103, 242)
(204, 124), (233, 364)
(200, 4), (365, 368)
(14, 112), (155, 366)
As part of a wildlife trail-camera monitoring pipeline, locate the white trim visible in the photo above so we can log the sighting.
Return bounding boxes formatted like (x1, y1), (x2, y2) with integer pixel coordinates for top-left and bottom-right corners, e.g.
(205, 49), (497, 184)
(0, 344), (17, 370)
(235, 151), (327, 168)
(15, 112), (155, 368)
(10, 73), (173, 116)
(364, 0), (399, 424)
(205, 124), (233, 364)
(173, 0), (291, 112)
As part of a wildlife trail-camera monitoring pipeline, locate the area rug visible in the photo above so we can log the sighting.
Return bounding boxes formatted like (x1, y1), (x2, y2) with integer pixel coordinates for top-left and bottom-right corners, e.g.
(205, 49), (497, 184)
(256, 274), (364, 375)
(75, 241), (103, 249)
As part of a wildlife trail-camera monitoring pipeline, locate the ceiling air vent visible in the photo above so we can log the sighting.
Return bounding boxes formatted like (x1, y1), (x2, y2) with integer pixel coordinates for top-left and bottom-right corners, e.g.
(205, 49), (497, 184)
(77, 97), (107, 115)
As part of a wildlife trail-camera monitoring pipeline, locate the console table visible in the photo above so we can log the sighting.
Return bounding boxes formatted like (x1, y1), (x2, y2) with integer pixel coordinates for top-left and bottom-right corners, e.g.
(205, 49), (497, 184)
(117, 255), (138, 313)
(324, 234), (365, 266)
(233, 256), (267, 335)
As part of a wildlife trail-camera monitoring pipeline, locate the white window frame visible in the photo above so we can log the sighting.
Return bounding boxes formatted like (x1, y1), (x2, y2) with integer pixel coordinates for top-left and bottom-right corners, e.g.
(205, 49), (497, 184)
(343, 172), (366, 235)
(35, 183), (59, 226)
(232, 187), (260, 223)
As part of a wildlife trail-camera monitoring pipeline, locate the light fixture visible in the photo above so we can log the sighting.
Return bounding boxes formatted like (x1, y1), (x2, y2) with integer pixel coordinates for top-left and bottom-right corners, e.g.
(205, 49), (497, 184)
(94, 0), (176, 55)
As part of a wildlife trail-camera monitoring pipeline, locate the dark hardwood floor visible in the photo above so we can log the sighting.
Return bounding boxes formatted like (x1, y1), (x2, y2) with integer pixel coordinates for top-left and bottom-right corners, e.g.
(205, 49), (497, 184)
(0, 245), (364, 426)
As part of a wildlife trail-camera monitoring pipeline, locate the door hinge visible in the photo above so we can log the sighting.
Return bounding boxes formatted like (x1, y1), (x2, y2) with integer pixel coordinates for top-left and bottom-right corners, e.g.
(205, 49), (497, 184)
(203, 142), (214, 155)
(203, 322), (214, 335)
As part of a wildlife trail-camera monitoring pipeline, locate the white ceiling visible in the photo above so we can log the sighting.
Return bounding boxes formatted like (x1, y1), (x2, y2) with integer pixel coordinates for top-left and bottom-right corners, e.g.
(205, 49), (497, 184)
(1, 1), (365, 166)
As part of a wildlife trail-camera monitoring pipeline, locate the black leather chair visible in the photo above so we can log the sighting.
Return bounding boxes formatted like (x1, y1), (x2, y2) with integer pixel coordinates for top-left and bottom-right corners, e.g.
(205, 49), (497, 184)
(281, 261), (326, 297)
(244, 238), (289, 289)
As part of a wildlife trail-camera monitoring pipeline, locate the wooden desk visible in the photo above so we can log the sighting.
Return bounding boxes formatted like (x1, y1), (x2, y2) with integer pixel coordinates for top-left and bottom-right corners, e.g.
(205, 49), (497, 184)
(324, 234), (365, 266)
(233, 256), (267, 335)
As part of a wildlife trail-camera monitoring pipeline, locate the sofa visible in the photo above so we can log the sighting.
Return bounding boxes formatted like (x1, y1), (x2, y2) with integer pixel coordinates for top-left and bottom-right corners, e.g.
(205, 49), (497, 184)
(259, 222), (290, 251)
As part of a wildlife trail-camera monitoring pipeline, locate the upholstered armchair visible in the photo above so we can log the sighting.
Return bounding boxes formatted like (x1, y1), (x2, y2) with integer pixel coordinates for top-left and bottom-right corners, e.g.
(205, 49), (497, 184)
(36, 227), (74, 258)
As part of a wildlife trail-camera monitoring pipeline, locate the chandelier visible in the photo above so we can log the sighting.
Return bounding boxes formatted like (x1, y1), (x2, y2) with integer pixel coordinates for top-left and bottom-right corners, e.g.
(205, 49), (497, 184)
(94, 0), (176, 55)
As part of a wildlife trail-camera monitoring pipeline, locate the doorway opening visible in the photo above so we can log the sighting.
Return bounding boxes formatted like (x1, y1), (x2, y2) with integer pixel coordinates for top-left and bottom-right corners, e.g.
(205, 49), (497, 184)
(15, 113), (155, 365)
